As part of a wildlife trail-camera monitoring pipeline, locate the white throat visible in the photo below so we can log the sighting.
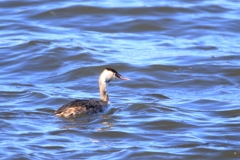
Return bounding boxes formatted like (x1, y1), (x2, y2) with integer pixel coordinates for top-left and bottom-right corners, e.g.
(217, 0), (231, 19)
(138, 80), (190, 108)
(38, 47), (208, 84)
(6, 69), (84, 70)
(99, 70), (113, 102)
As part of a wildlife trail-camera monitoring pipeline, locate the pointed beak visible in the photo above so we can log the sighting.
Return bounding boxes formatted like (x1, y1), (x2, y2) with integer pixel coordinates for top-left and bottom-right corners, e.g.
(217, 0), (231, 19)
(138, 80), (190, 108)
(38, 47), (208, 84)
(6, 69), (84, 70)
(119, 76), (130, 80)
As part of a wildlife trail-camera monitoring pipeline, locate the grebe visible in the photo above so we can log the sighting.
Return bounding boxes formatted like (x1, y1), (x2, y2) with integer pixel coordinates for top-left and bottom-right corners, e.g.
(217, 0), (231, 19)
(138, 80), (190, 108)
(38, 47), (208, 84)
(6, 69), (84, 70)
(54, 68), (130, 117)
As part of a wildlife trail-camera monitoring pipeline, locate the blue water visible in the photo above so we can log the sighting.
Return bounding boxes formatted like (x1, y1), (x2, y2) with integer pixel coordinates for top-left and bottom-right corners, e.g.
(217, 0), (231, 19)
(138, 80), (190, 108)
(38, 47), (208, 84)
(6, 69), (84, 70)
(1, 0), (240, 159)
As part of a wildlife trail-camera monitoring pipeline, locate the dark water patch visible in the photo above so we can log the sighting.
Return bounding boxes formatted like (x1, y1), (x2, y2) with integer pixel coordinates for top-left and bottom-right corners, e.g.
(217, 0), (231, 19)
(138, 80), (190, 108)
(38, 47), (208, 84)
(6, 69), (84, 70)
(146, 93), (170, 99)
(196, 4), (232, 13)
(90, 130), (151, 145)
(187, 45), (218, 51)
(187, 148), (240, 160)
(176, 98), (232, 111)
(125, 150), (181, 160)
(0, 0), (43, 9)
(215, 108), (240, 118)
(143, 119), (194, 131)
(0, 90), (29, 99)
(27, 5), (200, 33)
(127, 103), (174, 116)
(48, 129), (82, 136)
(36, 107), (55, 114)
(43, 65), (97, 83)
(30, 5), (197, 19)
(30, 145), (66, 150)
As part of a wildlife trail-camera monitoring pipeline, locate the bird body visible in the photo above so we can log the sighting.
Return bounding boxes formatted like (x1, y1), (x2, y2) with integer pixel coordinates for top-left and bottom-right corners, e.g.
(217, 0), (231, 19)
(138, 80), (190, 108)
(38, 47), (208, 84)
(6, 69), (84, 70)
(54, 68), (130, 118)
(54, 100), (108, 117)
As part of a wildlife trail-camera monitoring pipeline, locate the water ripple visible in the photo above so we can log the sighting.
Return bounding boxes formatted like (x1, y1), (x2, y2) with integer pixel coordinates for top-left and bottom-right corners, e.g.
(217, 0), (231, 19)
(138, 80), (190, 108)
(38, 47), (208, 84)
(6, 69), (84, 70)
(1, 0), (240, 159)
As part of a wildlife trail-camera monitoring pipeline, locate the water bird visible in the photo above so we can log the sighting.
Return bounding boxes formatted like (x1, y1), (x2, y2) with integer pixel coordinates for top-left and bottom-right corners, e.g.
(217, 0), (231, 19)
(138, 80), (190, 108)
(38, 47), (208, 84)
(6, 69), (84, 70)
(54, 68), (130, 117)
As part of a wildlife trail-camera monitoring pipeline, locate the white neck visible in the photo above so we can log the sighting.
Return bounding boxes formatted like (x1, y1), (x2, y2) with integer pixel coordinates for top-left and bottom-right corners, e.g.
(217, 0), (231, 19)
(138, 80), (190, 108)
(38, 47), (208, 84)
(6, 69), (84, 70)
(98, 69), (116, 102)
(99, 80), (108, 102)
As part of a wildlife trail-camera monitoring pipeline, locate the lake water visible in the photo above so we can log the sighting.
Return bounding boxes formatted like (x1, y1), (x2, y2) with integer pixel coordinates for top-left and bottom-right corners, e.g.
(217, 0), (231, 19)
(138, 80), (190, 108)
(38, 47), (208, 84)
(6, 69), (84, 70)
(1, 0), (240, 159)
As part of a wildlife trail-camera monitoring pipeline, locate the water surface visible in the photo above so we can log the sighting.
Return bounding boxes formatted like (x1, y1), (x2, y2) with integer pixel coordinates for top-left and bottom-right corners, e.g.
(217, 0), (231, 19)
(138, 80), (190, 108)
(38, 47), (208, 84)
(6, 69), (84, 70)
(1, 0), (240, 159)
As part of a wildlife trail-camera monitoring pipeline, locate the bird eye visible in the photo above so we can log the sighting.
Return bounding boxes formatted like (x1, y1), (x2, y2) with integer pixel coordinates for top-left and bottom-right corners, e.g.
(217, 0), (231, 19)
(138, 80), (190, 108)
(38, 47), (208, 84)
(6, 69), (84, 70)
(115, 73), (120, 78)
